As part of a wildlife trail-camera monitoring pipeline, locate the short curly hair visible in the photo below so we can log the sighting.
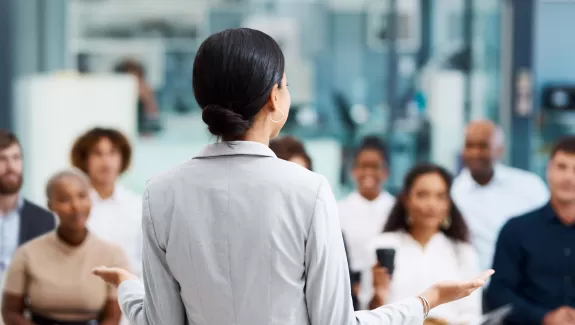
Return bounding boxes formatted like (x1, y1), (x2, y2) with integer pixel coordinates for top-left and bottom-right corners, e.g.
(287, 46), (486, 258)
(70, 127), (132, 174)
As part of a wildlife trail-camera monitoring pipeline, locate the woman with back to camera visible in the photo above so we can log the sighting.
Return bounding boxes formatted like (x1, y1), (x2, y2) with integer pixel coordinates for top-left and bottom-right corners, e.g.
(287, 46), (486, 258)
(92, 28), (493, 325)
(2, 169), (129, 325)
(269, 135), (360, 310)
(366, 164), (481, 324)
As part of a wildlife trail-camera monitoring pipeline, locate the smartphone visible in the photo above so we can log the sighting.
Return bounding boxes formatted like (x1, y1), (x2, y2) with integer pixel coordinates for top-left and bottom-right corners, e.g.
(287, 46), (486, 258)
(350, 271), (361, 285)
(376, 248), (396, 275)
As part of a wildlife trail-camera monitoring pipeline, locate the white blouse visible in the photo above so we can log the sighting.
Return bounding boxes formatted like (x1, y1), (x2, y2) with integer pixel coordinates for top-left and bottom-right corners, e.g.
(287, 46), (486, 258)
(360, 231), (482, 324)
(87, 185), (143, 277)
(338, 191), (395, 272)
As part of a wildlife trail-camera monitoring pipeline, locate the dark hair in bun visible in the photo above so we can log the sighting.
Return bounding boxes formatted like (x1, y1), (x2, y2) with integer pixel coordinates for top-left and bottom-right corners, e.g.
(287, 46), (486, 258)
(194, 28), (285, 139)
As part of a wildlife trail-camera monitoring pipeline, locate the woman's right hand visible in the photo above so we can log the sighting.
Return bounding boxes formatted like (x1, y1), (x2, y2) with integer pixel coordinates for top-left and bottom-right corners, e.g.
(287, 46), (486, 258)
(372, 264), (391, 296)
(420, 269), (494, 309)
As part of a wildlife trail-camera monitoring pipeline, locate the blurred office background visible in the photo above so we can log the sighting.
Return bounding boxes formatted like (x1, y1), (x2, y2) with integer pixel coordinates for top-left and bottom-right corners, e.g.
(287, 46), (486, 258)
(0, 0), (572, 204)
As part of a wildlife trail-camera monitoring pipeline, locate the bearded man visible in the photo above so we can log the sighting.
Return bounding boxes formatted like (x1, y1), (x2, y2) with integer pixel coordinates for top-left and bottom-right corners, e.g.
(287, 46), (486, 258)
(0, 130), (54, 276)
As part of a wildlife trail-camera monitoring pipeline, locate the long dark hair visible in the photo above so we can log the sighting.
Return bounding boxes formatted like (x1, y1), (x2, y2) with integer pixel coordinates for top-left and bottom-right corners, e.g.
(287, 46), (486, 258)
(383, 163), (470, 242)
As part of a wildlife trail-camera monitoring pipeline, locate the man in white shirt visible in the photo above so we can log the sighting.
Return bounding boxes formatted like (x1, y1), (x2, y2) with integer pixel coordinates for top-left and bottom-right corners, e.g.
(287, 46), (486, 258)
(71, 128), (143, 277)
(451, 120), (549, 271)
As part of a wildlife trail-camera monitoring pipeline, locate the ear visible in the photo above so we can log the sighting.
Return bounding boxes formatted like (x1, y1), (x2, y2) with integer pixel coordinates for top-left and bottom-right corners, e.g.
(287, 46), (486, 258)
(267, 84), (280, 113)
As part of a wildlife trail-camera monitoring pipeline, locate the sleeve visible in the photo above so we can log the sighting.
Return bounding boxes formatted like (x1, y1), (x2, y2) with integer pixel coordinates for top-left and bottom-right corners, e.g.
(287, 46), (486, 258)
(133, 201), (144, 279)
(2, 247), (28, 295)
(452, 244), (482, 324)
(485, 218), (550, 325)
(304, 176), (425, 325)
(117, 186), (186, 325)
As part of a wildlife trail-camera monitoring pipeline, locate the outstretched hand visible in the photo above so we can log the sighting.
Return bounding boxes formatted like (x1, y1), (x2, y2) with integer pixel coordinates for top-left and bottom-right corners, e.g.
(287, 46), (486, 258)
(421, 269), (494, 309)
(92, 266), (139, 288)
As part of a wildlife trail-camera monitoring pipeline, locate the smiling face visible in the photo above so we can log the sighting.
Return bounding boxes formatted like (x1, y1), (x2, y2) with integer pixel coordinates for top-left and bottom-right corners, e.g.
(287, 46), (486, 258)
(48, 176), (92, 232)
(404, 172), (450, 231)
(352, 149), (388, 200)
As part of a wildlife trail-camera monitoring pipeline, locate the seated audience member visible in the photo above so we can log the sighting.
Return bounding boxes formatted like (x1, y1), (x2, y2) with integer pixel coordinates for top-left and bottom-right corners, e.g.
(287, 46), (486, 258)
(486, 136), (575, 325)
(452, 120), (549, 271)
(1, 169), (130, 325)
(71, 128), (143, 277)
(0, 130), (55, 275)
(338, 136), (395, 309)
(268, 135), (360, 309)
(366, 164), (481, 324)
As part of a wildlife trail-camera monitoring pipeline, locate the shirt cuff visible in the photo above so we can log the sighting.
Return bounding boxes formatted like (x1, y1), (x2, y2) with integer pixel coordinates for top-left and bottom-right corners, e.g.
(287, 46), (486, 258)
(118, 279), (145, 300)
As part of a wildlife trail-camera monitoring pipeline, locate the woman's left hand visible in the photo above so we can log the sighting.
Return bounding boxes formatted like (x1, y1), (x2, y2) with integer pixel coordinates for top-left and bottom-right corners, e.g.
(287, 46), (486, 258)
(92, 266), (139, 288)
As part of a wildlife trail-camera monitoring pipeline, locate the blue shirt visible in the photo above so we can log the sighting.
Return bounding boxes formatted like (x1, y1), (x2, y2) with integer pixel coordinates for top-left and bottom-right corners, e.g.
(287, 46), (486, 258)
(486, 202), (575, 325)
(0, 197), (23, 275)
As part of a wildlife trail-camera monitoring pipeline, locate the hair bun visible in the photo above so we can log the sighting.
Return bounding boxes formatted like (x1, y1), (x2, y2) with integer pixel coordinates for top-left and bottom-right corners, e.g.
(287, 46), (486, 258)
(202, 104), (251, 138)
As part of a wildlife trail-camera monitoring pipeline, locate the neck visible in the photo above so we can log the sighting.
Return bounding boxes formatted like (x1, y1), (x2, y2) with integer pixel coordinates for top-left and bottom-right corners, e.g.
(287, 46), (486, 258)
(409, 227), (437, 247)
(550, 198), (575, 225)
(0, 193), (19, 215)
(239, 128), (271, 146)
(359, 190), (380, 201)
(92, 182), (115, 200)
(57, 226), (88, 246)
(470, 168), (494, 186)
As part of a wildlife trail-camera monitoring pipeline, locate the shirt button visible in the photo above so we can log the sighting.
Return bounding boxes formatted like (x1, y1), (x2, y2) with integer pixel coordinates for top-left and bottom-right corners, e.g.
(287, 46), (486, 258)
(565, 248), (572, 257)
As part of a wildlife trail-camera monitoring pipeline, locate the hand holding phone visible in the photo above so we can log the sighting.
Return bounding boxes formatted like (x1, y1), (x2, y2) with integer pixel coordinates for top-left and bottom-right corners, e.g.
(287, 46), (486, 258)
(376, 248), (396, 276)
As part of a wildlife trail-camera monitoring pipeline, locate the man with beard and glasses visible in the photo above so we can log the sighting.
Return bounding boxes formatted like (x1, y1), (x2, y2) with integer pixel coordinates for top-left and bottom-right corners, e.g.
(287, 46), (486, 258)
(486, 136), (575, 325)
(0, 130), (55, 276)
(451, 120), (549, 272)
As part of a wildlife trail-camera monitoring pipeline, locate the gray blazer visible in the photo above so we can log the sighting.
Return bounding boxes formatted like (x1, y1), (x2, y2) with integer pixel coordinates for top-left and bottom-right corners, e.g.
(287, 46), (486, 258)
(118, 141), (424, 325)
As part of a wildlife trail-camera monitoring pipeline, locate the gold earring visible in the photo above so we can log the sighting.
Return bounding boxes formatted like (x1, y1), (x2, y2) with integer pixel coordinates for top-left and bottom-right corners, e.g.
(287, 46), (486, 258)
(442, 216), (451, 230)
(269, 109), (284, 123)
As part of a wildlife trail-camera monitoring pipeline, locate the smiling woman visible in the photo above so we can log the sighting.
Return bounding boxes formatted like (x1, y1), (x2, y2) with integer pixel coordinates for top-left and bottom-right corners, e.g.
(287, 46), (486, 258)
(1, 169), (130, 325)
(364, 164), (480, 324)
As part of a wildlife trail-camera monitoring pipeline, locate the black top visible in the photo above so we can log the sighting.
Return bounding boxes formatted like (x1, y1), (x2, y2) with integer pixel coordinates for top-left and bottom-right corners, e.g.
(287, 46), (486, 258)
(18, 200), (56, 245)
(486, 202), (575, 325)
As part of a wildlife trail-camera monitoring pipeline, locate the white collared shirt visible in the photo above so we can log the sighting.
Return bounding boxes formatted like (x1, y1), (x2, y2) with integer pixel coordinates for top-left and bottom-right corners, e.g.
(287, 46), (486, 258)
(338, 191), (395, 272)
(87, 185), (143, 277)
(451, 164), (549, 270)
(361, 232), (482, 324)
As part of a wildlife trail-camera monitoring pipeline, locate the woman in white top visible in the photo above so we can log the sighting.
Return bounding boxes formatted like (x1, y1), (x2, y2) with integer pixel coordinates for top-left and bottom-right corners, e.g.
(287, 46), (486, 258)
(71, 128), (143, 277)
(366, 164), (482, 324)
(339, 137), (395, 274)
(90, 28), (492, 325)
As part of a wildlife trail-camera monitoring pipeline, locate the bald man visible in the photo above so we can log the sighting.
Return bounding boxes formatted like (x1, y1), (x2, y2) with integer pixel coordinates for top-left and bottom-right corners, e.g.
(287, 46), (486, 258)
(451, 120), (549, 271)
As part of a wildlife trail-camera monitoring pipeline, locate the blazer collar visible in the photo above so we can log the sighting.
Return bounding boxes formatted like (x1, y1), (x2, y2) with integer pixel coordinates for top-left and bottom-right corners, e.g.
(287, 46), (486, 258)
(195, 141), (277, 159)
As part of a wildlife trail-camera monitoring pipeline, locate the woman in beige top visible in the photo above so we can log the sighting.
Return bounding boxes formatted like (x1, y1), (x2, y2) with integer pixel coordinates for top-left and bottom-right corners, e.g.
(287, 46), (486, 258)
(1, 169), (130, 325)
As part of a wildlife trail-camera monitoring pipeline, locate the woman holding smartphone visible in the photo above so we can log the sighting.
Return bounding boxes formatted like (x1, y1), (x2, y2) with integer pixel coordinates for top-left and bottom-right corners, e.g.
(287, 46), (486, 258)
(92, 28), (492, 325)
(367, 164), (481, 324)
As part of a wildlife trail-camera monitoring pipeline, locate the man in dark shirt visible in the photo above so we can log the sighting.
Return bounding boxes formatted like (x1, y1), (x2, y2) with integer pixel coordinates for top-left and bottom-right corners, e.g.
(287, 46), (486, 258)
(486, 136), (575, 325)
